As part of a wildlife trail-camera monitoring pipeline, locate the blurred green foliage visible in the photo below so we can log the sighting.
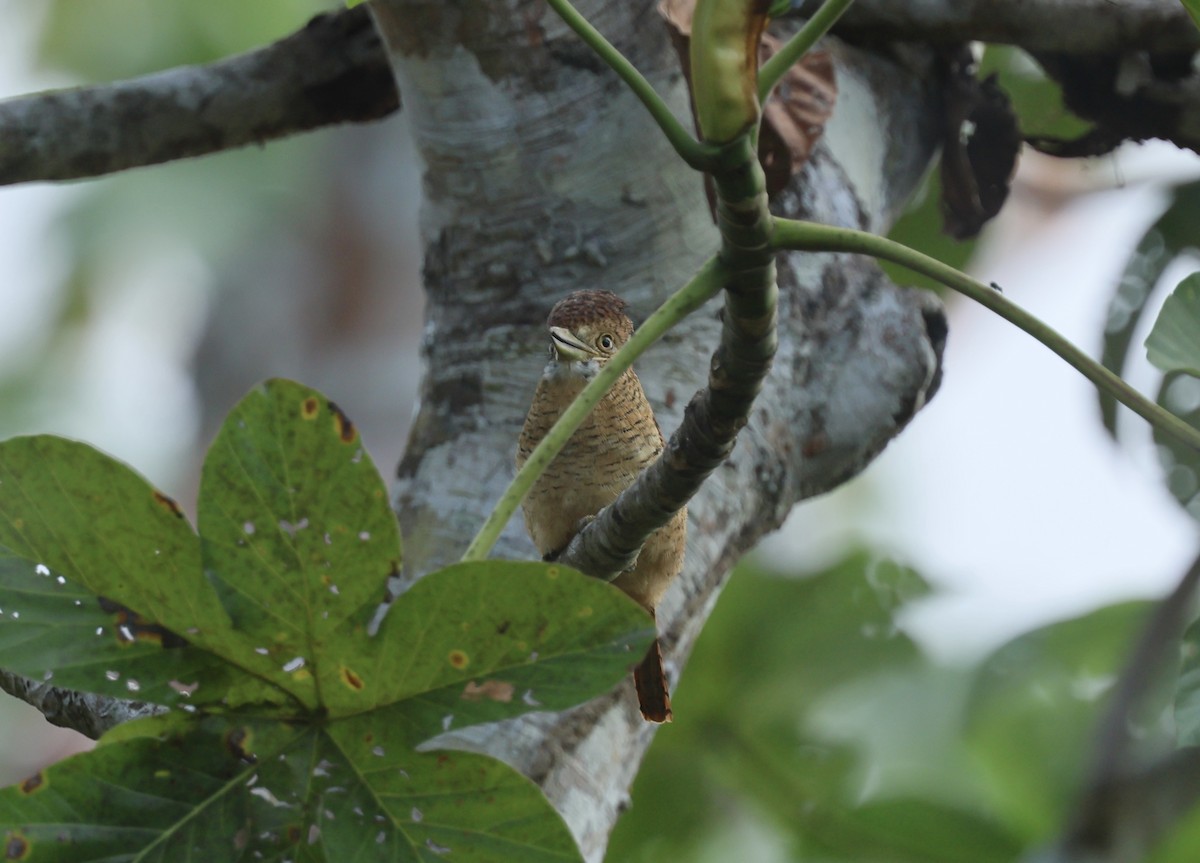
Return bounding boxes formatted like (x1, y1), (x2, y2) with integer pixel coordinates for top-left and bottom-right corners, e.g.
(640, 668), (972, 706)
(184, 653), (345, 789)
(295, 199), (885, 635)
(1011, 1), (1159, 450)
(1, 0), (338, 435)
(37, 0), (333, 81)
(608, 553), (1194, 863)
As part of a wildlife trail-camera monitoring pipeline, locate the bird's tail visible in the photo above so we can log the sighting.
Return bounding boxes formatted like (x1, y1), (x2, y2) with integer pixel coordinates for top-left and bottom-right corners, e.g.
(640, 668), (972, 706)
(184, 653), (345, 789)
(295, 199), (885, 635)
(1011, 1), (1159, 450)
(633, 637), (672, 723)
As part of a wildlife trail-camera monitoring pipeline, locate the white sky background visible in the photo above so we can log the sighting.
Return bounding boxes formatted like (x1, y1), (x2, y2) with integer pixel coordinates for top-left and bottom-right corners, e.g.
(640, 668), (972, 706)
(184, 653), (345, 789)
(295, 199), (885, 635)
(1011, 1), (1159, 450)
(3, 4), (1200, 775)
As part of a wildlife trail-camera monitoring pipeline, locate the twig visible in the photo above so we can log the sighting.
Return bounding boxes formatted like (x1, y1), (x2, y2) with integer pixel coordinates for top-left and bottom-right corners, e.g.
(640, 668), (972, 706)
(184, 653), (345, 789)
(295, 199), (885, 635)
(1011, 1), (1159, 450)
(460, 258), (727, 562)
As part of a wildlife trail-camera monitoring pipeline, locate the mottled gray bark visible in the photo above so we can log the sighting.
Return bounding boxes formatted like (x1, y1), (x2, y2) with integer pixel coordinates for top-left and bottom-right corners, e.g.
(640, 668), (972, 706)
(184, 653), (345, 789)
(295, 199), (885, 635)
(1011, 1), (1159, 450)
(370, 3), (944, 858)
(0, 670), (162, 740)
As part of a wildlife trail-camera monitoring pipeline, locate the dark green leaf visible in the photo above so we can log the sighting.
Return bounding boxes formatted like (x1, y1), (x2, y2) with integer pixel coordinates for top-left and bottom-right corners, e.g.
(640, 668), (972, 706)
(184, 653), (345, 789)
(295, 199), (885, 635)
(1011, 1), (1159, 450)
(1, 710), (583, 863)
(370, 561), (654, 739)
(1147, 273), (1200, 378)
(1100, 183), (1200, 435)
(0, 436), (241, 658)
(0, 550), (247, 709)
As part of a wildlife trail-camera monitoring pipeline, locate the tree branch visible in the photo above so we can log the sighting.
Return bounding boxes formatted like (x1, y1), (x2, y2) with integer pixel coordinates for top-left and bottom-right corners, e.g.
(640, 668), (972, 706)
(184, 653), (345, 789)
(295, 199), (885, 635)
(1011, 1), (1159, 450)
(0, 7), (398, 186)
(788, 0), (1200, 55)
(0, 669), (163, 741)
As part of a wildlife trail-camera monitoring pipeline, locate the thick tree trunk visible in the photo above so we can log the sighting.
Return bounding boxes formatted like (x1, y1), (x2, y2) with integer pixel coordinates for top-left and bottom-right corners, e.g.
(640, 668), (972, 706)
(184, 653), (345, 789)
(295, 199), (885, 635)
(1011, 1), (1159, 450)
(369, 2), (945, 858)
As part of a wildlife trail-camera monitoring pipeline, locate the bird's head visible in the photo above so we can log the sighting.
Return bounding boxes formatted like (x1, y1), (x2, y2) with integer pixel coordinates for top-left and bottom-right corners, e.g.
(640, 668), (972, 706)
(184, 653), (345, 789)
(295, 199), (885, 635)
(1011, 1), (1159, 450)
(544, 290), (634, 373)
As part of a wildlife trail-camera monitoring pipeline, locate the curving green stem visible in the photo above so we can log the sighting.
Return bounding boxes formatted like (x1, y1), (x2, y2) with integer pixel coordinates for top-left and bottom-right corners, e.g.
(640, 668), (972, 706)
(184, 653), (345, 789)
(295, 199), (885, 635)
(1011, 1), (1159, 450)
(461, 258), (727, 563)
(758, 0), (855, 103)
(770, 218), (1200, 454)
(545, 0), (721, 170)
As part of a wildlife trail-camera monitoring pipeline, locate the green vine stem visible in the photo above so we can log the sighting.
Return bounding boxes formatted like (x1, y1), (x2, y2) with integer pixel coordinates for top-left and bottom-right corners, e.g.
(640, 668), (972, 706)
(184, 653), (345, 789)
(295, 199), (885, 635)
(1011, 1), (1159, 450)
(770, 218), (1200, 454)
(758, 0), (855, 102)
(545, 0), (721, 170)
(460, 258), (727, 563)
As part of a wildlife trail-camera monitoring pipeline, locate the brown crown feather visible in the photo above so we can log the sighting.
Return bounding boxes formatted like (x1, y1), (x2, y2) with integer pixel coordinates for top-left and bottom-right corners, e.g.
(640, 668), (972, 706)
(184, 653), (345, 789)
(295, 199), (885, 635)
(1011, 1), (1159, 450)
(546, 290), (634, 339)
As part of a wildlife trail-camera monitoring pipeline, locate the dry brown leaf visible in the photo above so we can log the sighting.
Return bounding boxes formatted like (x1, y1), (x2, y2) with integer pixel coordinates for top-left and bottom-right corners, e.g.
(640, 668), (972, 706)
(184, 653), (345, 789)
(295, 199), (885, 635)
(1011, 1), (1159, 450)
(758, 34), (837, 195)
(656, 1), (838, 201)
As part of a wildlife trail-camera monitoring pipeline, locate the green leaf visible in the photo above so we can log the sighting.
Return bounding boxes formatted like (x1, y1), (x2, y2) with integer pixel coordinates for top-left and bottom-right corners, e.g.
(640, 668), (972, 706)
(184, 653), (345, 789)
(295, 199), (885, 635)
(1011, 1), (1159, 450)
(883, 170), (977, 294)
(197, 379), (403, 710)
(1, 711), (584, 862)
(965, 602), (1153, 842)
(1147, 273), (1200, 378)
(1100, 182), (1200, 435)
(1150, 371), (1200, 519)
(1150, 789), (1200, 863)
(370, 561), (654, 738)
(1181, 1), (1200, 33)
(0, 550), (244, 708)
(0, 436), (229, 646)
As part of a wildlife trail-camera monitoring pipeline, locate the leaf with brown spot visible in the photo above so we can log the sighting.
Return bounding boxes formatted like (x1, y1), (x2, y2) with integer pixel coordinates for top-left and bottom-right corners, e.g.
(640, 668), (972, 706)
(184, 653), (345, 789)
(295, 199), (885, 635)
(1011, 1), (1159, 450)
(152, 490), (185, 519)
(461, 680), (516, 703)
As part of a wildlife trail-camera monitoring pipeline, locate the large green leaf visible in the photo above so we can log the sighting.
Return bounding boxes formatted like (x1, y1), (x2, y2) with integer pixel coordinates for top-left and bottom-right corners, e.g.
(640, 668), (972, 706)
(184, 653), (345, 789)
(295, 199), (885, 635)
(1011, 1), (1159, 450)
(197, 380), (404, 711)
(0, 379), (653, 861)
(1, 710), (583, 862)
(0, 435), (230, 648)
(0, 550), (244, 709)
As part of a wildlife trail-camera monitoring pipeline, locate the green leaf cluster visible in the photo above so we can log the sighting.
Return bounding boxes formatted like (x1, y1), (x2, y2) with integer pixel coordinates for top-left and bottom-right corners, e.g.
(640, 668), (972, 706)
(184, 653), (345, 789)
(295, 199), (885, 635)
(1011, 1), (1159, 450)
(0, 379), (653, 862)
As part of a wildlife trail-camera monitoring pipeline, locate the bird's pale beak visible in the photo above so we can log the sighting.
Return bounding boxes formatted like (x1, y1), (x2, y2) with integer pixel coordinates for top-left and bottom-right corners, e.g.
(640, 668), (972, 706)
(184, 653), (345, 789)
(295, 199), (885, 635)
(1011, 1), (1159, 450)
(549, 326), (593, 362)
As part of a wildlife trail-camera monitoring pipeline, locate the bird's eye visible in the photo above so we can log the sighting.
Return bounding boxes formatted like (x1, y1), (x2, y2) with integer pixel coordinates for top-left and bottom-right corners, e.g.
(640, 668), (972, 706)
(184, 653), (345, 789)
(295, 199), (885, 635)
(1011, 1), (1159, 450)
(599, 334), (615, 350)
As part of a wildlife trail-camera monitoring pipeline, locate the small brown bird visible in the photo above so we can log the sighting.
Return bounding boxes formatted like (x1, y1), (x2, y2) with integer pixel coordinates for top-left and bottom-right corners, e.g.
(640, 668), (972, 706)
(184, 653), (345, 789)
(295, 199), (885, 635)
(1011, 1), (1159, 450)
(517, 290), (687, 722)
